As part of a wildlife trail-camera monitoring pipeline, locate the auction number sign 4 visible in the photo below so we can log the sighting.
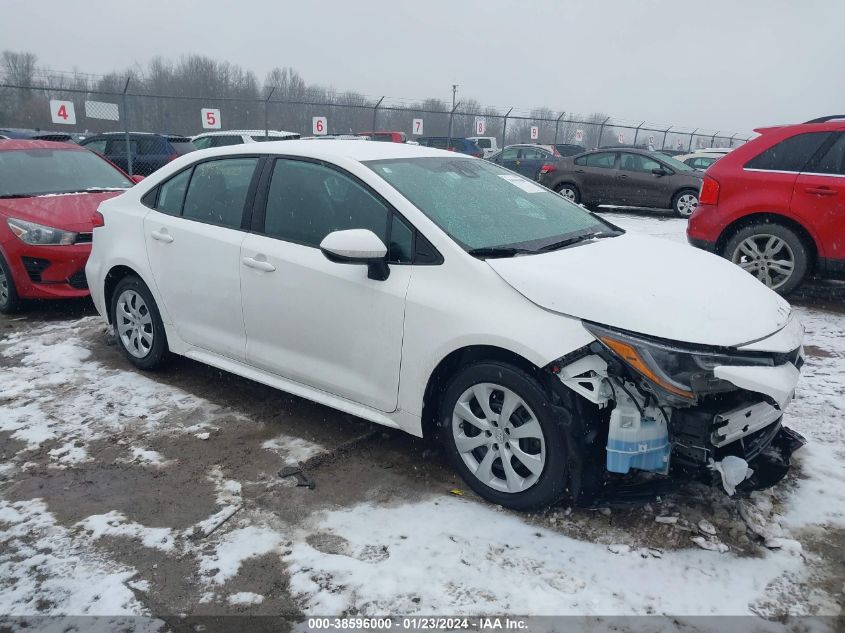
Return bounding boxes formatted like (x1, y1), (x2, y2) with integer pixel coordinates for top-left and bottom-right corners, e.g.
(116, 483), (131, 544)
(50, 100), (77, 125)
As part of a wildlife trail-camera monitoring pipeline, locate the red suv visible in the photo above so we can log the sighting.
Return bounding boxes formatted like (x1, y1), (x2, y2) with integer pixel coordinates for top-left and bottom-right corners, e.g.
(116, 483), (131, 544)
(688, 116), (845, 294)
(0, 140), (135, 313)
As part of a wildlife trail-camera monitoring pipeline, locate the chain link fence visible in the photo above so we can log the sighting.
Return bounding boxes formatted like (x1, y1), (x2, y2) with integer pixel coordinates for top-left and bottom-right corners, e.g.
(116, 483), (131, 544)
(0, 82), (755, 176)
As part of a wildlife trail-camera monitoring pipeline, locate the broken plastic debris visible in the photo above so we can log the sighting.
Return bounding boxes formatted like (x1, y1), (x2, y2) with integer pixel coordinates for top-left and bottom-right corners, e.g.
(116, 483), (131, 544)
(655, 515), (678, 524)
(698, 519), (717, 536)
(709, 456), (753, 496)
(449, 488), (464, 496)
(195, 432), (210, 440)
(764, 537), (803, 554)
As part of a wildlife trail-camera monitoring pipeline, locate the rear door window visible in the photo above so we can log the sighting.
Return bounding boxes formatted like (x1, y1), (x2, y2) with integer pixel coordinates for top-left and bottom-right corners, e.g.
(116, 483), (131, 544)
(156, 168), (192, 215)
(182, 158), (258, 229)
(746, 132), (831, 172)
(806, 133), (845, 175)
(584, 152), (616, 168)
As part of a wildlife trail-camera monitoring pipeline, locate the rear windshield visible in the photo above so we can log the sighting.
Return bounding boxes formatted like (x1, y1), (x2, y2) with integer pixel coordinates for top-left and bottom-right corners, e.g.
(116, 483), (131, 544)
(476, 138), (492, 149)
(0, 148), (132, 197)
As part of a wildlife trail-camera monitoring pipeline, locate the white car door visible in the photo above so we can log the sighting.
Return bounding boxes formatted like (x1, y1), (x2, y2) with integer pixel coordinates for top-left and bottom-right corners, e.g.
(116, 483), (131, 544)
(239, 157), (414, 412)
(143, 157), (260, 360)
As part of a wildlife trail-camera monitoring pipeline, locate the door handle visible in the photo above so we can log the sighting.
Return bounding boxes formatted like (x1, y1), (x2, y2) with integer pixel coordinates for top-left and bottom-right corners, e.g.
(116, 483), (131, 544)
(242, 256), (276, 272)
(575, 169), (585, 173)
(805, 186), (837, 196)
(150, 229), (173, 243)
(617, 174), (629, 180)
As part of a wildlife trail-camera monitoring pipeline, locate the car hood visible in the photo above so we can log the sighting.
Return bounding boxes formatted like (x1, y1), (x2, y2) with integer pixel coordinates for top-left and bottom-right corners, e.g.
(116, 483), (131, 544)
(0, 191), (124, 233)
(486, 233), (792, 347)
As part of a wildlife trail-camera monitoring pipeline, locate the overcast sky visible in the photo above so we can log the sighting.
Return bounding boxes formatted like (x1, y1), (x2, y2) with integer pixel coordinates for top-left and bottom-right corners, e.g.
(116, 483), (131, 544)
(2, 0), (841, 133)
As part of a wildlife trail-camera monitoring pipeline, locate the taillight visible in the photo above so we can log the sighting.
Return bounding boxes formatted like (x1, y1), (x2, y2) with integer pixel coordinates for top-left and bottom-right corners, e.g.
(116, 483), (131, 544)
(92, 211), (105, 228)
(168, 154), (178, 162)
(473, 151), (483, 158)
(539, 163), (557, 175)
(699, 176), (720, 205)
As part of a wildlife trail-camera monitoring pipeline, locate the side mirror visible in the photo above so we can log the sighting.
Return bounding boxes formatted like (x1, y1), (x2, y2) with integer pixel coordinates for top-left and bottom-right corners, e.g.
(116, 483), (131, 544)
(319, 229), (390, 281)
(652, 167), (669, 176)
(130, 175), (145, 184)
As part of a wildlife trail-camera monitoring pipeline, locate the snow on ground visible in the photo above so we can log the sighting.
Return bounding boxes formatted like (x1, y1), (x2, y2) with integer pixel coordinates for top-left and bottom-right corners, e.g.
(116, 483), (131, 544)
(286, 497), (805, 618)
(262, 433), (325, 463)
(0, 499), (155, 619)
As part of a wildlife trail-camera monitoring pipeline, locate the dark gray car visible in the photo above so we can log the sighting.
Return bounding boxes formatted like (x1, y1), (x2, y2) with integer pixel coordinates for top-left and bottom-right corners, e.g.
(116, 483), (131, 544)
(538, 148), (703, 217)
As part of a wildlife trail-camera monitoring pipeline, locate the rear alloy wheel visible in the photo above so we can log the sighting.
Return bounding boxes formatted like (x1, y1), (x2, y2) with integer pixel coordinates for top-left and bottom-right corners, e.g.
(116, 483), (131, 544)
(111, 276), (168, 369)
(0, 254), (21, 314)
(672, 189), (699, 218)
(725, 223), (809, 295)
(555, 183), (580, 204)
(440, 362), (569, 510)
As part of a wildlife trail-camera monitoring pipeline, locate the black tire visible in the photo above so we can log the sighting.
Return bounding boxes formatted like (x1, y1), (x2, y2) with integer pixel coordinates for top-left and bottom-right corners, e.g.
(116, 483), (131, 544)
(439, 361), (570, 511)
(723, 223), (809, 295)
(0, 252), (22, 315)
(110, 275), (168, 370)
(671, 189), (699, 218)
(555, 182), (581, 204)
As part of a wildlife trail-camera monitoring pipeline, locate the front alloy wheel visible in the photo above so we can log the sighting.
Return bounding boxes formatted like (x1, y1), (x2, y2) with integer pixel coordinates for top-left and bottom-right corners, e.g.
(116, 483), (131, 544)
(452, 383), (546, 494)
(440, 362), (570, 510)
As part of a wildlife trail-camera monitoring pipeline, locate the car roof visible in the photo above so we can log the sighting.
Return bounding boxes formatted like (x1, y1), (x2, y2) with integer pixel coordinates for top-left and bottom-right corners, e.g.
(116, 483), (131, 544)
(0, 139), (84, 152)
(184, 139), (459, 162)
(193, 129), (298, 137)
(87, 132), (191, 140)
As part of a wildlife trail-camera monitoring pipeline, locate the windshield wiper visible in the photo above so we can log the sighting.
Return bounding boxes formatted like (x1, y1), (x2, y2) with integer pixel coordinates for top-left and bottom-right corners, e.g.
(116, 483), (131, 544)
(537, 230), (620, 252)
(467, 246), (535, 259)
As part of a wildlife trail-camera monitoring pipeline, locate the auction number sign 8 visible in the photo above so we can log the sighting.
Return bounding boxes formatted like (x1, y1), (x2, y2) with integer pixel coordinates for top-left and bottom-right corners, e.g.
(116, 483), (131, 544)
(202, 108), (221, 129)
(475, 119), (486, 135)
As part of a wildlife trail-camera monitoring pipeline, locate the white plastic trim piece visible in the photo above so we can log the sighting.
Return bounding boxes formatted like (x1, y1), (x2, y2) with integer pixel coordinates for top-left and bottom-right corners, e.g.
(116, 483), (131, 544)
(558, 355), (612, 406)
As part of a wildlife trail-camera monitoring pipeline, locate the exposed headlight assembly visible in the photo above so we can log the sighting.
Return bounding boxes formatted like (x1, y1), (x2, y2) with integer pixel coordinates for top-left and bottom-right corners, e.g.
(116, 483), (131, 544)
(7, 218), (77, 245)
(584, 322), (774, 401)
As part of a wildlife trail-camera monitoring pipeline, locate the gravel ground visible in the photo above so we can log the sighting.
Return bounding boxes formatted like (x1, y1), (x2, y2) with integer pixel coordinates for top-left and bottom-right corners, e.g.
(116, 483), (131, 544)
(0, 210), (843, 632)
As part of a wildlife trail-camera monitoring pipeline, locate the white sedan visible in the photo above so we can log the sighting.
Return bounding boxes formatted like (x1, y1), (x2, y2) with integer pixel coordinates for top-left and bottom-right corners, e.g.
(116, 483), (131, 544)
(86, 141), (804, 509)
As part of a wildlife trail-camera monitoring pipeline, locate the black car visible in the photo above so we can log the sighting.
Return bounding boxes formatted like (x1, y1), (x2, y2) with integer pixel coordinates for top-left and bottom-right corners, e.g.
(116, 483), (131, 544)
(488, 144), (558, 179)
(416, 136), (483, 157)
(79, 132), (195, 176)
(538, 148), (703, 217)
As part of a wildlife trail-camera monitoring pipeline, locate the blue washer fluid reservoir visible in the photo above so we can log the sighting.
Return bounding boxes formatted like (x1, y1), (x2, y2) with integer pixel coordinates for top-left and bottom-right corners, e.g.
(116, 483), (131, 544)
(606, 398), (670, 475)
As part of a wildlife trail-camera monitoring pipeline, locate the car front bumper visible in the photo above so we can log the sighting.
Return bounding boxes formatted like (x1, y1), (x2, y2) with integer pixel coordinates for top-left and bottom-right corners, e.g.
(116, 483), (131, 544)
(1, 240), (92, 300)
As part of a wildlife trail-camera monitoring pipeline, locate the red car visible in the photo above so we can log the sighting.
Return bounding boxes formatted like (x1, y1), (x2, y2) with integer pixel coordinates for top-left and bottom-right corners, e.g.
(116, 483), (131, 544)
(0, 140), (137, 313)
(687, 116), (845, 294)
(358, 131), (407, 143)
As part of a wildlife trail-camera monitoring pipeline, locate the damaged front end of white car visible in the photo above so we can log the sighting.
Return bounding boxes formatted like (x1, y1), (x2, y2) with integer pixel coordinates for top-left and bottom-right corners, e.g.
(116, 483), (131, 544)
(549, 317), (806, 502)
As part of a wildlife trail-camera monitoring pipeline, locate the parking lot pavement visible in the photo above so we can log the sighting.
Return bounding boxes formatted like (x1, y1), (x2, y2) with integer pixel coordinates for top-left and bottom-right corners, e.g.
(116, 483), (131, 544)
(1, 212), (844, 629)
